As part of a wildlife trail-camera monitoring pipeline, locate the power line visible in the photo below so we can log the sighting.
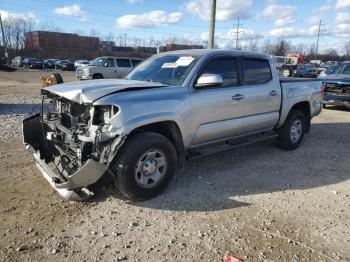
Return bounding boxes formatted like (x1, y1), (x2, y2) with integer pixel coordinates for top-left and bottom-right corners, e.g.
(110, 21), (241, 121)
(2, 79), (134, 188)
(232, 18), (244, 49)
(314, 19), (326, 60)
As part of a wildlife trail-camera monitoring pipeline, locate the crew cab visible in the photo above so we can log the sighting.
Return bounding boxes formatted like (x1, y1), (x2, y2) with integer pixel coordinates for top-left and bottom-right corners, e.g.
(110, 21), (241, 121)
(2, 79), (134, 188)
(23, 49), (322, 201)
(75, 56), (142, 80)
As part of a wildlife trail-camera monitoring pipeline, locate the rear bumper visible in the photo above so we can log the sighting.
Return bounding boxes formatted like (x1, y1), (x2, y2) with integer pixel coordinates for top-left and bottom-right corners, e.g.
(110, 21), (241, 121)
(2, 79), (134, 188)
(23, 114), (108, 201)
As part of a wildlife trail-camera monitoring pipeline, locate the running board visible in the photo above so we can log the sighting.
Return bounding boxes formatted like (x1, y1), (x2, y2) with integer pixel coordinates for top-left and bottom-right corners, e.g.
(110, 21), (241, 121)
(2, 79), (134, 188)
(188, 132), (278, 160)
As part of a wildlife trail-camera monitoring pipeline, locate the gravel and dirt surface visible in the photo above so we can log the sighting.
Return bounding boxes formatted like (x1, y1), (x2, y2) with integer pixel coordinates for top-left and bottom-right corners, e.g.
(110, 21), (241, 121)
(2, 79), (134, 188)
(0, 69), (349, 262)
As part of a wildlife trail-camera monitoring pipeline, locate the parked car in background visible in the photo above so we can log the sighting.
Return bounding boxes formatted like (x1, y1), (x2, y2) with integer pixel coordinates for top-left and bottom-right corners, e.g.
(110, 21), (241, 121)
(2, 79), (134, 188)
(55, 60), (75, 71)
(280, 64), (317, 78)
(74, 60), (89, 70)
(295, 64), (318, 78)
(43, 59), (57, 69)
(76, 56), (143, 80)
(318, 65), (337, 78)
(23, 49), (322, 201)
(321, 62), (350, 108)
(11, 56), (27, 67)
(22, 58), (43, 69)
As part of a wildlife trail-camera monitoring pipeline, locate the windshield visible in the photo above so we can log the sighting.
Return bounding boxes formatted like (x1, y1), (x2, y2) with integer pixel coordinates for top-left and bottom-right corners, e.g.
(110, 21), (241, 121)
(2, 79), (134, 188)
(125, 54), (199, 86)
(90, 57), (106, 66)
(333, 63), (350, 74)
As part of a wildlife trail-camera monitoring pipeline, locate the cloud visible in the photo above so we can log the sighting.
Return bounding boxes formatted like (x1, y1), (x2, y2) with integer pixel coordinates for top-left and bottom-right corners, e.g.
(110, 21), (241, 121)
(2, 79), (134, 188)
(335, 0), (350, 9)
(0, 9), (37, 23)
(126, 0), (142, 3)
(260, 2), (297, 26)
(266, 26), (323, 38)
(185, 0), (252, 21)
(116, 10), (183, 28)
(54, 4), (87, 21)
(336, 12), (350, 23)
(333, 23), (350, 36)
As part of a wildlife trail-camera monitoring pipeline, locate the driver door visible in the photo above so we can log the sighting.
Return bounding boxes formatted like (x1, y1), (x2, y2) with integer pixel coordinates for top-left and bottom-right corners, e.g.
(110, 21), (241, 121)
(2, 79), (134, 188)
(190, 57), (245, 146)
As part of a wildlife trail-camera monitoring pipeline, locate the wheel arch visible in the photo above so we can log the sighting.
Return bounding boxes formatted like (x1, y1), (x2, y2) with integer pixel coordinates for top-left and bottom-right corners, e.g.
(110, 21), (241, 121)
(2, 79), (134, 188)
(127, 121), (185, 168)
(289, 101), (311, 133)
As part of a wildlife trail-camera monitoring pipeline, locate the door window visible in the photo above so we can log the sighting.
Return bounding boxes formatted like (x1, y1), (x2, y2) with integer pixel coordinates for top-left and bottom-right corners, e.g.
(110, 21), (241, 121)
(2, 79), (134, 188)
(243, 59), (272, 85)
(200, 58), (238, 87)
(117, 58), (131, 68)
(105, 58), (115, 67)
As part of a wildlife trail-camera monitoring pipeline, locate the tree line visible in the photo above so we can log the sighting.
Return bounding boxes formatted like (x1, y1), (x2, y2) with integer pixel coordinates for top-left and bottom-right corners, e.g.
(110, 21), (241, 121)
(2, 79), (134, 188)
(1, 17), (350, 62)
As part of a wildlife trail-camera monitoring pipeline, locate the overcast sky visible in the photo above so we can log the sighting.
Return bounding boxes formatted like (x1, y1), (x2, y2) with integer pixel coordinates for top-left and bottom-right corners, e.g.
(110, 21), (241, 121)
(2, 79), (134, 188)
(1, 0), (350, 52)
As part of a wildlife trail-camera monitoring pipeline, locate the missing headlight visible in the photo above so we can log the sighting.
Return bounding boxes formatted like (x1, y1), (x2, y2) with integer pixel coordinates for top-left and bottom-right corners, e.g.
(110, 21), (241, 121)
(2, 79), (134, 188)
(92, 105), (119, 125)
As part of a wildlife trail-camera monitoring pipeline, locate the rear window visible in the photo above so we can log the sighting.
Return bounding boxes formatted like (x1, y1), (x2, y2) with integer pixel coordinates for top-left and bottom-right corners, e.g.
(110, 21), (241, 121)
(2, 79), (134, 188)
(243, 59), (272, 85)
(131, 59), (142, 67)
(117, 58), (131, 68)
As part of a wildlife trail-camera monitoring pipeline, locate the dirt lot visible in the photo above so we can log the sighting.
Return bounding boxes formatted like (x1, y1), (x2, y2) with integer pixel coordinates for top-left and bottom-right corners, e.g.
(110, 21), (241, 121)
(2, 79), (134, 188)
(0, 69), (349, 262)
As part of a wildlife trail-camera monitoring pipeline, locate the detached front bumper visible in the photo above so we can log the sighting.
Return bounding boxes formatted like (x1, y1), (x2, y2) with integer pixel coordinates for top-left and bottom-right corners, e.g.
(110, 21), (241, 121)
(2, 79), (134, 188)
(23, 114), (108, 201)
(323, 94), (350, 108)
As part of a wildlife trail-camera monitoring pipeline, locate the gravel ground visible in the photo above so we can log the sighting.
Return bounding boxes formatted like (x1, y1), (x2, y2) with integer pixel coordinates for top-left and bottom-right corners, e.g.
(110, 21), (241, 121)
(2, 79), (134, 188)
(0, 70), (349, 262)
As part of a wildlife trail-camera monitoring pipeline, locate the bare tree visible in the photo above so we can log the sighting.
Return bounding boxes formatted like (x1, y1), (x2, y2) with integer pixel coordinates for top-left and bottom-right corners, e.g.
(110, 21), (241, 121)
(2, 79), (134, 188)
(344, 42), (350, 58)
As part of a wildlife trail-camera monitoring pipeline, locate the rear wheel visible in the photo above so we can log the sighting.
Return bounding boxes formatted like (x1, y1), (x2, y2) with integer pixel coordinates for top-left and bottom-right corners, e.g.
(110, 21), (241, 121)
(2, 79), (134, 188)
(277, 110), (306, 150)
(111, 132), (177, 201)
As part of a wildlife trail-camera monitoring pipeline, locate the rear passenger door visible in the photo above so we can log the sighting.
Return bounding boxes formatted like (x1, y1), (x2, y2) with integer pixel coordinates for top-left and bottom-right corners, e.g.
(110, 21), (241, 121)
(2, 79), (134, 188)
(116, 58), (132, 78)
(240, 58), (281, 133)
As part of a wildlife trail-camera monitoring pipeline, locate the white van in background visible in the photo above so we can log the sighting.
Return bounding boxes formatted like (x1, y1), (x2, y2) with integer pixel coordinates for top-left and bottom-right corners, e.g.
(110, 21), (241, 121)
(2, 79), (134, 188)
(76, 56), (143, 80)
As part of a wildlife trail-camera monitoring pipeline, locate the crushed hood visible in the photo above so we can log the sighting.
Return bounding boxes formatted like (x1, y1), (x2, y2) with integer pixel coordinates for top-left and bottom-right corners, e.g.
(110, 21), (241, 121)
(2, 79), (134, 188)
(43, 79), (165, 104)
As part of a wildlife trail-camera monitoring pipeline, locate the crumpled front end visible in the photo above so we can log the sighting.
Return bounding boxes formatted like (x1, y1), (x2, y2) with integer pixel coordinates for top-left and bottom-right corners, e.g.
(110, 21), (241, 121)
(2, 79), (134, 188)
(23, 92), (126, 201)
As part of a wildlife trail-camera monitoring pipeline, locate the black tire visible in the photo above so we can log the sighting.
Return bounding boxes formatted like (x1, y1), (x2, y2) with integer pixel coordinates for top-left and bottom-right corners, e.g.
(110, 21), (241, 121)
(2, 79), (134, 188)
(111, 132), (177, 201)
(92, 74), (103, 79)
(277, 110), (306, 150)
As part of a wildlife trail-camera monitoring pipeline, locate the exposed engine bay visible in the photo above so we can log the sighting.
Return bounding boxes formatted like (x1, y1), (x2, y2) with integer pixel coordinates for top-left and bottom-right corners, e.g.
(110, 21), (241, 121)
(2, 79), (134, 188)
(23, 90), (126, 200)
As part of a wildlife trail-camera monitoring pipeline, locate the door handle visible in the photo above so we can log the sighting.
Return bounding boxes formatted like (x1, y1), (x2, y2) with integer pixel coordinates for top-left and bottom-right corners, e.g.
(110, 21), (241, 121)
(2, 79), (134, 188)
(232, 94), (244, 101)
(269, 90), (278, 96)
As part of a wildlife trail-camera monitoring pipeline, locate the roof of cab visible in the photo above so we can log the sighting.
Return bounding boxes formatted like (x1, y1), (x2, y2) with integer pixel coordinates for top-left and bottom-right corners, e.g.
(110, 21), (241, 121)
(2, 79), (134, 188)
(159, 49), (270, 60)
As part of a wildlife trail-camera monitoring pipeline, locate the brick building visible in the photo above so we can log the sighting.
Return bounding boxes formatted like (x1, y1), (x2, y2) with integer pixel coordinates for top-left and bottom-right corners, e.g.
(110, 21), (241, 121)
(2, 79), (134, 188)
(25, 31), (100, 51)
(160, 44), (204, 52)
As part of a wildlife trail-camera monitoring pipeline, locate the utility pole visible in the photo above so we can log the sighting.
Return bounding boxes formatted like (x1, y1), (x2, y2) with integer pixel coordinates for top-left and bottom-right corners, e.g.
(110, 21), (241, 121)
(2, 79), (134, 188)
(315, 19), (326, 60)
(208, 0), (216, 49)
(232, 18), (244, 49)
(0, 12), (9, 65)
(120, 33), (127, 47)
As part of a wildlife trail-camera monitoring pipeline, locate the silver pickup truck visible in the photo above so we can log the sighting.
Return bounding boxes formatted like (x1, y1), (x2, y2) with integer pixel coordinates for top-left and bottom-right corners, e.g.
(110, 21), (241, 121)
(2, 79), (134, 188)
(23, 49), (322, 201)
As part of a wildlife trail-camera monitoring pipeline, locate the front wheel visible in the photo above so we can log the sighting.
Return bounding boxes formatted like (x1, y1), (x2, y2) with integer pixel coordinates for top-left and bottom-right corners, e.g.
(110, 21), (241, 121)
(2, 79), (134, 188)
(111, 132), (177, 201)
(277, 110), (306, 150)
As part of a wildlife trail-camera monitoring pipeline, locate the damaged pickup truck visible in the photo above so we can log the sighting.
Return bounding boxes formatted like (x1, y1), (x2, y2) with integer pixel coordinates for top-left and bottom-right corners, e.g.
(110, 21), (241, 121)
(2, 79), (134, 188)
(23, 49), (323, 201)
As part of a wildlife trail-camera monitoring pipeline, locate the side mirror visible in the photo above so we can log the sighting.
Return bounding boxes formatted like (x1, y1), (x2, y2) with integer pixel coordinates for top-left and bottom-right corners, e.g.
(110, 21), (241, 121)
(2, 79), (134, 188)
(103, 62), (108, 67)
(195, 74), (223, 88)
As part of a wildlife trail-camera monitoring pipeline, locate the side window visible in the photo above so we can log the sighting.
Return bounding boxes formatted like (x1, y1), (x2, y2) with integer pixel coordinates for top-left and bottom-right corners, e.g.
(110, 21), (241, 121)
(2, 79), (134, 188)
(105, 58), (115, 67)
(131, 59), (142, 67)
(243, 59), (272, 85)
(117, 58), (131, 68)
(200, 58), (238, 87)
